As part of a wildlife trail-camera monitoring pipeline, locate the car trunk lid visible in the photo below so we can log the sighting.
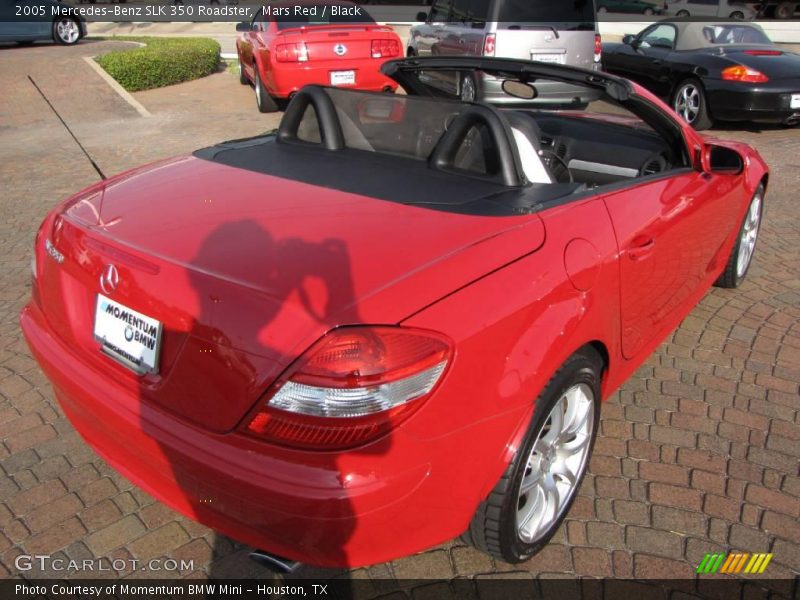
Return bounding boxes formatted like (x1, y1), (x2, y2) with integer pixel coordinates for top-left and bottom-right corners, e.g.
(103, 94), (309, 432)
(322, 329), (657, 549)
(42, 156), (545, 433)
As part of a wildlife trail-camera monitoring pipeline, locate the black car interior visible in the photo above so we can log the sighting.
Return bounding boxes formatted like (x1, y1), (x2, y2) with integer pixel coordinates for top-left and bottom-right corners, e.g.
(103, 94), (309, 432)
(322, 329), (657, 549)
(196, 84), (685, 215)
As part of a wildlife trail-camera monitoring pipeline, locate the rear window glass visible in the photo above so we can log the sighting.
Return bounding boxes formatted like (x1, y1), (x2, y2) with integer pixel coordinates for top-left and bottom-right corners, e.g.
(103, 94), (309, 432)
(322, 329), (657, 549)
(703, 25), (771, 45)
(494, 0), (596, 30)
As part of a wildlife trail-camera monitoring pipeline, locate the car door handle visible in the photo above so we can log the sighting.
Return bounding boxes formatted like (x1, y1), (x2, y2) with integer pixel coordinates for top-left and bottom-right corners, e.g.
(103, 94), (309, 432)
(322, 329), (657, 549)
(628, 236), (656, 260)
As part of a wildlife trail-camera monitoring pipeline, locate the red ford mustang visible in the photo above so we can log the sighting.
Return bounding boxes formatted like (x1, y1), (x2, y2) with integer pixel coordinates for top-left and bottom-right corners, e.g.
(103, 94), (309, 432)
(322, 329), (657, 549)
(21, 57), (767, 568)
(235, 1), (400, 112)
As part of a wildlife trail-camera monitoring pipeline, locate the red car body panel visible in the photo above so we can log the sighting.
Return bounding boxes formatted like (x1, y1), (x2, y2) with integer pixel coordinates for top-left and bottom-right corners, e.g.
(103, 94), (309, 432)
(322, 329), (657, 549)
(20, 69), (769, 566)
(237, 6), (400, 98)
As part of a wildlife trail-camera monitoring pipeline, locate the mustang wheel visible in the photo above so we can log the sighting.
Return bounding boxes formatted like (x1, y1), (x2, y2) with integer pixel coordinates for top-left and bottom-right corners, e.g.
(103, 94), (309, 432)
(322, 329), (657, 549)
(463, 348), (601, 563)
(254, 69), (278, 113)
(53, 18), (81, 45)
(460, 73), (477, 102)
(673, 79), (712, 130)
(715, 184), (764, 288)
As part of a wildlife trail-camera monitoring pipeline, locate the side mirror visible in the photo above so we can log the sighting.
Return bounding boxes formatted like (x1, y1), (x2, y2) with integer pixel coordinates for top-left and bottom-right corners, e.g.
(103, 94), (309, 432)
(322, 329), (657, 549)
(416, 11), (428, 22)
(622, 34), (635, 45)
(235, 22), (252, 33)
(706, 145), (744, 175)
(501, 79), (537, 100)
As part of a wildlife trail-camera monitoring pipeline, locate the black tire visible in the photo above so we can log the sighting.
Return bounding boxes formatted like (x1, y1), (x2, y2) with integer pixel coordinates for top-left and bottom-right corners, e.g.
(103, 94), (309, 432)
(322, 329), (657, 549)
(407, 47), (416, 57)
(714, 184), (764, 289)
(672, 78), (713, 130)
(676, 9), (690, 16)
(775, 1), (796, 19)
(730, 10), (745, 19)
(254, 68), (278, 113)
(463, 347), (602, 563)
(53, 17), (81, 45)
(238, 58), (248, 85)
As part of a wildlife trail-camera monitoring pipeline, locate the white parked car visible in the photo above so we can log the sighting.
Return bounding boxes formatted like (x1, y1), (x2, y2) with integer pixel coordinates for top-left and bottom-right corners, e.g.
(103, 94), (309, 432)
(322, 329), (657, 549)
(665, 0), (756, 19)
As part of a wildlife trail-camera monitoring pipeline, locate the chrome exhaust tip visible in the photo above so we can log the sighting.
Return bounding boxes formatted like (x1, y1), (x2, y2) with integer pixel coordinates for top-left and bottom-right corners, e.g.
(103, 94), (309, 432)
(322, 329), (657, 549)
(249, 550), (301, 573)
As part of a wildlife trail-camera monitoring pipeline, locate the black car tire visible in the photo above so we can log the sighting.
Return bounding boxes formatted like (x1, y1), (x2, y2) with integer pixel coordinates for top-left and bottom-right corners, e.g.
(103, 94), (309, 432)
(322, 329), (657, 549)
(775, 2), (796, 19)
(676, 9), (690, 16)
(238, 59), (248, 85)
(407, 47), (416, 57)
(673, 79), (713, 130)
(714, 184), (764, 289)
(254, 69), (278, 113)
(53, 18), (81, 45)
(730, 10), (745, 19)
(462, 347), (602, 563)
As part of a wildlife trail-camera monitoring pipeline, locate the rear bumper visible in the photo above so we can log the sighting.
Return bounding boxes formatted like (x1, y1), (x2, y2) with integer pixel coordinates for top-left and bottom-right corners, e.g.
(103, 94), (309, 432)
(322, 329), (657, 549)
(706, 80), (800, 124)
(265, 60), (398, 98)
(20, 300), (518, 567)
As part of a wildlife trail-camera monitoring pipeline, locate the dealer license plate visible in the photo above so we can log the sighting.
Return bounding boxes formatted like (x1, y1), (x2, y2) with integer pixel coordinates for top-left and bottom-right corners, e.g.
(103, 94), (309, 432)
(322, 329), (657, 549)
(330, 70), (356, 86)
(530, 53), (564, 64)
(791, 94), (800, 109)
(94, 294), (162, 374)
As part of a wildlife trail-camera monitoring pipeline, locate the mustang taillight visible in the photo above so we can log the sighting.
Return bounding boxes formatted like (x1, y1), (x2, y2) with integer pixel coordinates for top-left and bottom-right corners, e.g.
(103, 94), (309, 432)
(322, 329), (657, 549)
(275, 42), (309, 62)
(244, 326), (452, 450)
(743, 49), (782, 56)
(721, 65), (769, 83)
(483, 33), (496, 57)
(594, 34), (602, 63)
(371, 39), (399, 58)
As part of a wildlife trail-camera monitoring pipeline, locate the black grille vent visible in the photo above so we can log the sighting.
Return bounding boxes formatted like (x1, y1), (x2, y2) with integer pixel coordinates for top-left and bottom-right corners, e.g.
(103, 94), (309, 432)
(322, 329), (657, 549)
(555, 143), (567, 158)
(643, 160), (662, 175)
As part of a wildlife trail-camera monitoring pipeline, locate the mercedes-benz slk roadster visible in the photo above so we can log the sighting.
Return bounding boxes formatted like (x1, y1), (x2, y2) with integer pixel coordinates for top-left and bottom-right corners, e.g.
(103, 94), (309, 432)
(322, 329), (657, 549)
(21, 57), (767, 567)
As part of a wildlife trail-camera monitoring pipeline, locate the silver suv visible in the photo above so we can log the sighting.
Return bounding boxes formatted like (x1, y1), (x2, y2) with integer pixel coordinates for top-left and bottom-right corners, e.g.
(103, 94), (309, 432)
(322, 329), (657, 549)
(408, 0), (601, 105)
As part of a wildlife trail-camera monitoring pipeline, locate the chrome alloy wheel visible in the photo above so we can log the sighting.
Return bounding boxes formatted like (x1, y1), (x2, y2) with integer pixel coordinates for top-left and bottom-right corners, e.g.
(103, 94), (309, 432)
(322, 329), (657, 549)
(674, 83), (701, 124)
(736, 191), (762, 278)
(56, 19), (80, 44)
(516, 383), (594, 544)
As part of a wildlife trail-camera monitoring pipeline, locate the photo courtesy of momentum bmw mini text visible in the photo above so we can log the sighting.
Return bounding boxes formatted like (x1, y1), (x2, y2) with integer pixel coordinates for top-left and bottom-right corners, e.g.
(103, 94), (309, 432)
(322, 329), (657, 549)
(1, 0), (799, 599)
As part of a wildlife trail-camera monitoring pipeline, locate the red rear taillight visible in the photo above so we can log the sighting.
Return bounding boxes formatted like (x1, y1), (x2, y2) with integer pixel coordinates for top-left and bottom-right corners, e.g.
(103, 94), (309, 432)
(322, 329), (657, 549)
(743, 49), (782, 56)
(243, 326), (452, 450)
(275, 42), (309, 63)
(371, 38), (400, 58)
(721, 65), (769, 83)
(483, 33), (496, 57)
(594, 34), (602, 63)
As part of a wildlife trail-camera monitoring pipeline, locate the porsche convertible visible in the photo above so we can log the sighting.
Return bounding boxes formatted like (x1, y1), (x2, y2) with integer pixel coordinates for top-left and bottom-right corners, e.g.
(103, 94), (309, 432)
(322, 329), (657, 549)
(21, 56), (767, 568)
(603, 20), (800, 129)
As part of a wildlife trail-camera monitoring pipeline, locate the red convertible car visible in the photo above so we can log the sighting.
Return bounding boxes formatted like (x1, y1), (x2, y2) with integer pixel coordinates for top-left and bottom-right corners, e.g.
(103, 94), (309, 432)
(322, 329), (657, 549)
(21, 57), (767, 568)
(235, 1), (400, 112)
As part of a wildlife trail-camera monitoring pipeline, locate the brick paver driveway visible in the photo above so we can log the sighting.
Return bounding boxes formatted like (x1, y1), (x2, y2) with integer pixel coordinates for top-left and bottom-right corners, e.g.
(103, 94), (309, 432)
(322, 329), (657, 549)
(1, 41), (798, 594)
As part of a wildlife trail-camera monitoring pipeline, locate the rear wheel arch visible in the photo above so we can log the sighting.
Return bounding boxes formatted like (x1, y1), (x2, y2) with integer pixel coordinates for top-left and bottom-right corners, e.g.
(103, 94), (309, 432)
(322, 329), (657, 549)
(478, 340), (609, 502)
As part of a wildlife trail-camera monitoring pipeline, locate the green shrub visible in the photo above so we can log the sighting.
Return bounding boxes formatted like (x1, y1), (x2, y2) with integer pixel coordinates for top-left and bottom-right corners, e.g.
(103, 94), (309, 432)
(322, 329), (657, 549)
(95, 37), (220, 92)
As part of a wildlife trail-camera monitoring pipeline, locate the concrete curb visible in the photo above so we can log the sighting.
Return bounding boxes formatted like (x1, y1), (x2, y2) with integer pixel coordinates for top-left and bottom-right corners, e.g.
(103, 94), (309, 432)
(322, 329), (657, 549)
(82, 56), (152, 118)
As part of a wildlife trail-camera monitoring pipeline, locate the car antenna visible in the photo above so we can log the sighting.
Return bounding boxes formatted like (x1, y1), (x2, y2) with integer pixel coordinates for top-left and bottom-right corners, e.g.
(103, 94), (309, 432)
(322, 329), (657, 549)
(28, 75), (106, 181)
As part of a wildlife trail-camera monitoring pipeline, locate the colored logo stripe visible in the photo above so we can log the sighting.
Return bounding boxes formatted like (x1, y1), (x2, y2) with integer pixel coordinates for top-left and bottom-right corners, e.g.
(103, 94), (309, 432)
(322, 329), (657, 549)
(697, 553), (773, 575)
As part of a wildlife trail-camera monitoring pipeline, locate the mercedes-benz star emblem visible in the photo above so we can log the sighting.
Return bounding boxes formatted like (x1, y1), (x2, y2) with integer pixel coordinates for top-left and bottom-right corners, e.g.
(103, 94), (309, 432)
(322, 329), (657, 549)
(334, 43), (347, 56)
(100, 264), (119, 295)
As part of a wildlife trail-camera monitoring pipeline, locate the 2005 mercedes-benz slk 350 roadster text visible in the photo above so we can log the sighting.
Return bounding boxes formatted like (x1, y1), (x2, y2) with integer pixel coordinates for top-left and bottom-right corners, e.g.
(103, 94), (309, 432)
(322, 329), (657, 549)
(21, 57), (767, 567)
